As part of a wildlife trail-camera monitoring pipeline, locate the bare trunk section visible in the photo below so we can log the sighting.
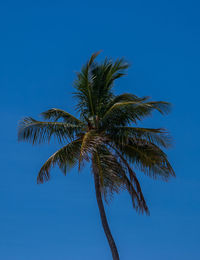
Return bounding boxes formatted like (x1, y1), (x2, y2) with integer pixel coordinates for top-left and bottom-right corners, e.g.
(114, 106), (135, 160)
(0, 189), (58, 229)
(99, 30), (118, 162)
(93, 169), (120, 260)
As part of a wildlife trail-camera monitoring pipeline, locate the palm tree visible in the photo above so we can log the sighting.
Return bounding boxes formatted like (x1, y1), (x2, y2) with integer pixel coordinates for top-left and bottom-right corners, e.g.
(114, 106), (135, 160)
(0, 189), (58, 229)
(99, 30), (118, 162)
(18, 52), (175, 260)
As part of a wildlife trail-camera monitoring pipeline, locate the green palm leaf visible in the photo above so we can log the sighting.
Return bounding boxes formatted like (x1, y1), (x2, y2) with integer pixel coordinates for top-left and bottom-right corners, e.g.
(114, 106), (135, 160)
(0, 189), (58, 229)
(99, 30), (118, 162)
(101, 100), (171, 128)
(41, 108), (84, 125)
(37, 139), (82, 183)
(92, 146), (149, 214)
(79, 130), (106, 169)
(107, 126), (172, 148)
(18, 117), (82, 144)
(116, 140), (175, 180)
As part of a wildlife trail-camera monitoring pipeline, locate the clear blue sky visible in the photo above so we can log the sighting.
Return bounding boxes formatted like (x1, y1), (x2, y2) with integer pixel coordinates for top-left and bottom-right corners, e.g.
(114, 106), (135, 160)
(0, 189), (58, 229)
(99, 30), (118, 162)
(0, 1), (199, 259)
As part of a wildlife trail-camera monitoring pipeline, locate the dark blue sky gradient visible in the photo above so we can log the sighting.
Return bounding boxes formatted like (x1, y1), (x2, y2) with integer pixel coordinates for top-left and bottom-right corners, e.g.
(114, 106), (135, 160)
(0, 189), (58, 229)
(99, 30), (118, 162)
(0, 1), (200, 259)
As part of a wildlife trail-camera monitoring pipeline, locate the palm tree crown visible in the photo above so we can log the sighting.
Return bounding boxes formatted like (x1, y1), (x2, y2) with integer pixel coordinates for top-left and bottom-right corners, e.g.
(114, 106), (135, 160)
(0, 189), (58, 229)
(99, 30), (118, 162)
(18, 52), (175, 259)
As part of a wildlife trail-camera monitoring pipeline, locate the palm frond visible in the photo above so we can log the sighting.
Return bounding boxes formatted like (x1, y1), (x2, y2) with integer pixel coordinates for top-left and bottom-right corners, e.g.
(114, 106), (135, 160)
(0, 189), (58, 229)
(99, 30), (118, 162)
(112, 139), (175, 181)
(73, 54), (97, 120)
(18, 117), (82, 144)
(122, 173), (149, 214)
(88, 50), (101, 66)
(107, 144), (149, 214)
(92, 147), (125, 200)
(92, 146), (149, 214)
(40, 108), (83, 125)
(73, 53), (130, 122)
(78, 130), (106, 169)
(89, 59), (129, 118)
(147, 101), (171, 115)
(101, 99), (171, 128)
(103, 57), (129, 87)
(108, 93), (149, 103)
(37, 139), (82, 183)
(107, 126), (172, 148)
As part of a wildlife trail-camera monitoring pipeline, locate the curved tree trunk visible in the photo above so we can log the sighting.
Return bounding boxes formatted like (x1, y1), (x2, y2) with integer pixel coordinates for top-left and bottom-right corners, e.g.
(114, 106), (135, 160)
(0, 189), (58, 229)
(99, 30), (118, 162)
(93, 169), (120, 260)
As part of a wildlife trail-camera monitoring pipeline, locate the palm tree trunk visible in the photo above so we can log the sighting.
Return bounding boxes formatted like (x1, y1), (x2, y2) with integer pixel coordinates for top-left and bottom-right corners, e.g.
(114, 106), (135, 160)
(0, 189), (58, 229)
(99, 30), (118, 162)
(93, 170), (120, 260)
